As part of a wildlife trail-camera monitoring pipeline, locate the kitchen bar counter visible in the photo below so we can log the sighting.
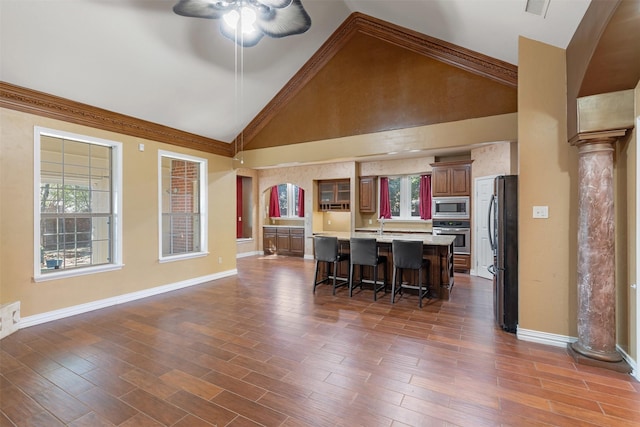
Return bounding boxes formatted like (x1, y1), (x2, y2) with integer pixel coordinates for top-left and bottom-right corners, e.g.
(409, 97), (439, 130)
(354, 227), (432, 234)
(313, 232), (456, 300)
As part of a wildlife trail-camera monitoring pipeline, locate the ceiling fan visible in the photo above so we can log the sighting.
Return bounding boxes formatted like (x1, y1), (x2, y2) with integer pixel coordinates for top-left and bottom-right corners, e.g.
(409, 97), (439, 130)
(173, 0), (312, 47)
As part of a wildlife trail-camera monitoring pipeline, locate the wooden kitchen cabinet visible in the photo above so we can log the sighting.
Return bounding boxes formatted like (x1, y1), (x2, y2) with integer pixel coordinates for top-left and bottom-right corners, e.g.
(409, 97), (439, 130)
(318, 179), (350, 211)
(454, 254), (471, 272)
(430, 160), (472, 196)
(359, 176), (376, 213)
(263, 226), (304, 257)
(263, 227), (277, 255)
(289, 228), (305, 256)
(276, 228), (290, 253)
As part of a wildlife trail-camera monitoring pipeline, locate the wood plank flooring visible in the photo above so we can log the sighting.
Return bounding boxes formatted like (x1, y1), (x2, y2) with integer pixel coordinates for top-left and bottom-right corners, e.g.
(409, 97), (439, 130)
(1, 255), (639, 426)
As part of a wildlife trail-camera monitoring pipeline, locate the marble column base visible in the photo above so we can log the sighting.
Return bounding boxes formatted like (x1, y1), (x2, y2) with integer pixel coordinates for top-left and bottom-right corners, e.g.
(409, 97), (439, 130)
(568, 343), (631, 374)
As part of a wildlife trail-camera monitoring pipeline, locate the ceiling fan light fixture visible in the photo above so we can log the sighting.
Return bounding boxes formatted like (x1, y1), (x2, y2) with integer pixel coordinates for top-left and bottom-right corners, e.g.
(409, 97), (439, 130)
(173, 0), (311, 47)
(223, 6), (258, 34)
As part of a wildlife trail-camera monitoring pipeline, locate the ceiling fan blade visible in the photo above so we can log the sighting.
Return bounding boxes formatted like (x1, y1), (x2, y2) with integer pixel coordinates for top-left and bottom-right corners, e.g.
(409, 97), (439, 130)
(173, 0), (230, 19)
(258, 0), (295, 8)
(256, 0), (311, 37)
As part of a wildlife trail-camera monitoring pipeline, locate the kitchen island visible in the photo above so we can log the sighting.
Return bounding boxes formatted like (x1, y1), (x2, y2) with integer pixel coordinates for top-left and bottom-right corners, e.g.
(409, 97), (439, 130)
(313, 232), (456, 300)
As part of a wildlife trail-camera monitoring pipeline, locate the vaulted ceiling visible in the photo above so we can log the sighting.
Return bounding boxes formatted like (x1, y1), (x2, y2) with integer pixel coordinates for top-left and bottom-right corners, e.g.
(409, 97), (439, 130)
(1, 0), (638, 158)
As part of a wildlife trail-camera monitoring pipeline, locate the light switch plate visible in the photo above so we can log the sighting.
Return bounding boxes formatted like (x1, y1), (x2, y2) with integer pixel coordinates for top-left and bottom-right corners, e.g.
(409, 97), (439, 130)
(533, 205), (549, 218)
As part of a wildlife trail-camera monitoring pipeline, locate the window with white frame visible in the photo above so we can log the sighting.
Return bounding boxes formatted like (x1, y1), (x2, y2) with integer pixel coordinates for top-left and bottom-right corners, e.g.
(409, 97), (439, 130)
(277, 183), (301, 217)
(387, 175), (421, 219)
(159, 151), (207, 260)
(35, 127), (123, 279)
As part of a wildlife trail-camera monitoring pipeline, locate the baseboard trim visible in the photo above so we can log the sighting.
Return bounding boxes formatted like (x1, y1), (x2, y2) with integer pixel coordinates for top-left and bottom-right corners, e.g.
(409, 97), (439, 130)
(616, 346), (639, 380)
(518, 328), (638, 379)
(517, 328), (575, 347)
(236, 251), (262, 258)
(20, 269), (237, 329)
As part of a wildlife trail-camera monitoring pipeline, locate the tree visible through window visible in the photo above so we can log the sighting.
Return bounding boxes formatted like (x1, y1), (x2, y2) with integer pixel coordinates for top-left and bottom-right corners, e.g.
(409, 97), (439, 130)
(387, 175), (420, 219)
(36, 128), (122, 278)
(276, 183), (301, 217)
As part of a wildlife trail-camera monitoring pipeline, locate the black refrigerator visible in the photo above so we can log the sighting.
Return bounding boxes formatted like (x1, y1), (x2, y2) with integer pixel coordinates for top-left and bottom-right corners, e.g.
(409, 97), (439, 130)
(488, 175), (518, 333)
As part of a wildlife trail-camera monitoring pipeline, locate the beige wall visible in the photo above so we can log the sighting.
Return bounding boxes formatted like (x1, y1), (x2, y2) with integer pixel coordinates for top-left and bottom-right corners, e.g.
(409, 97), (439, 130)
(0, 108), (237, 318)
(471, 142), (517, 179)
(518, 38), (579, 336)
(618, 81), (639, 359)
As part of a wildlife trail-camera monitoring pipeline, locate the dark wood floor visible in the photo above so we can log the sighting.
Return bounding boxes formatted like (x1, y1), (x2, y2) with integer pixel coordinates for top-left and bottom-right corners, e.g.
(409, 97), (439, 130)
(1, 255), (639, 426)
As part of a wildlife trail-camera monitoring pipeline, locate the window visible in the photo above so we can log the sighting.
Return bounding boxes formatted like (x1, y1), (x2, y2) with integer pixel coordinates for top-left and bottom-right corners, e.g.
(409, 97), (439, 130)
(159, 151), (207, 260)
(269, 183), (303, 218)
(387, 175), (421, 219)
(34, 127), (123, 280)
(277, 183), (301, 217)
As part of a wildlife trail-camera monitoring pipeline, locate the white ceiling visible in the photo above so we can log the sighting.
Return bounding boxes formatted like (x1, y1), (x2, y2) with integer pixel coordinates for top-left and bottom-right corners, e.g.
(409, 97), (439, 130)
(0, 0), (590, 144)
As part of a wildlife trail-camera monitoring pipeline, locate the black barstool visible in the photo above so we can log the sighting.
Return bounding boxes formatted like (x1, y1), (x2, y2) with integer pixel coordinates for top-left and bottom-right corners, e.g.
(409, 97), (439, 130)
(313, 236), (350, 295)
(349, 238), (387, 301)
(391, 239), (430, 307)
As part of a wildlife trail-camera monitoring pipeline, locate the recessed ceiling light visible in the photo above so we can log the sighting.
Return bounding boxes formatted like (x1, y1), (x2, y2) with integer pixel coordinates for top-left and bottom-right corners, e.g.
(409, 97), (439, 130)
(525, 0), (550, 18)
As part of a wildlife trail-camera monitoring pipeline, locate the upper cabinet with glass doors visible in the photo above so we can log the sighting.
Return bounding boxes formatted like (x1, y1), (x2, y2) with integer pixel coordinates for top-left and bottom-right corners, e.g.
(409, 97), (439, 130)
(318, 179), (350, 211)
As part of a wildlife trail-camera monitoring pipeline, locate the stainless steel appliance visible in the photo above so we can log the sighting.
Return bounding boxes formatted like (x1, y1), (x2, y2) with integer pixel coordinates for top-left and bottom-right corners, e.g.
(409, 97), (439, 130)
(488, 175), (518, 333)
(432, 220), (470, 255)
(432, 196), (470, 220)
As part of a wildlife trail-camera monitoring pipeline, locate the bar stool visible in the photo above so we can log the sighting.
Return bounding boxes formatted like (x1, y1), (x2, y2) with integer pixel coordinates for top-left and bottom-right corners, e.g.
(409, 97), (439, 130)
(391, 239), (430, 308)
(313, 236), (350, 295)
(349, 238), (387, 301)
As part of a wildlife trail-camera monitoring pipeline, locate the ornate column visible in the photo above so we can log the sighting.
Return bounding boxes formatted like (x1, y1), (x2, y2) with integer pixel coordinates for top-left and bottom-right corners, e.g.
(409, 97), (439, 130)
(567, 89), (634, 371)
(569, 135), (619, 362)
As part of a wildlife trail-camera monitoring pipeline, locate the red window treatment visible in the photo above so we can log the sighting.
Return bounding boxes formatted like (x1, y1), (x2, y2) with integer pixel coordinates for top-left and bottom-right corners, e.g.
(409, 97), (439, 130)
(419, 174), (432, 220)
(379, 177), (392, 219)
(297, 187), (305, 217)
(236, 176), (243, 238)
(268, 185), (281, 217)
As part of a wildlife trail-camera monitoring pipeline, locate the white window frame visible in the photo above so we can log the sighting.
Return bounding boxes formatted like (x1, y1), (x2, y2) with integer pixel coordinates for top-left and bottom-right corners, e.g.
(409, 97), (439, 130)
(276, 183), (301, 218)
(384, 174), (423, 221)
(33, 127), (123, 282)
(158, 150), (208, 262)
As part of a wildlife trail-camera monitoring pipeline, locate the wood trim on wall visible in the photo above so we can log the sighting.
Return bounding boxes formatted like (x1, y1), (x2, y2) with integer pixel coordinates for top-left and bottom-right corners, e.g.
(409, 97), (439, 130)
(238, 12), (518, 152)
(0, 81), (232, 157)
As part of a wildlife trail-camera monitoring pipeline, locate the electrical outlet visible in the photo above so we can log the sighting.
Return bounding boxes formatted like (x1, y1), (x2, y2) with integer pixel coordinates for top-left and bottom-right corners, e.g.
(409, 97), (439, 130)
(218, 257), (223, 264)
(0, 302), (20, 339)
(369, 219), (372, 224)
(533, 206), (549, 219)
(327, 220), (331, 225)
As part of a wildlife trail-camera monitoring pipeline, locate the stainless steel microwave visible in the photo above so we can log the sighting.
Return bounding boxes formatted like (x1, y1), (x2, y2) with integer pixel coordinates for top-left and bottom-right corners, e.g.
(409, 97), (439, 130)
(432, 196), (470, 219)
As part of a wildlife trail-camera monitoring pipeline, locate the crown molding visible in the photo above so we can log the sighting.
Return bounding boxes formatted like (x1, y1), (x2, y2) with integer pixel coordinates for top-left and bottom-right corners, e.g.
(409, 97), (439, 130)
(0, 81), (232, 157)
(238, 12), (518, 152)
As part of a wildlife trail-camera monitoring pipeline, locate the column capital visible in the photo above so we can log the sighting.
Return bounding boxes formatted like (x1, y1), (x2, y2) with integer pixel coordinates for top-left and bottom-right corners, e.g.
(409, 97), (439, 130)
(569, 128), (627, 148)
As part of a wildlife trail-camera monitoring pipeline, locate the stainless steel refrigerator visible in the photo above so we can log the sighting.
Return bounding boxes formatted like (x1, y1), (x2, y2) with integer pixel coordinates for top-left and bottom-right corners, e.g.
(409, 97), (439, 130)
(488, 175), (518, 333)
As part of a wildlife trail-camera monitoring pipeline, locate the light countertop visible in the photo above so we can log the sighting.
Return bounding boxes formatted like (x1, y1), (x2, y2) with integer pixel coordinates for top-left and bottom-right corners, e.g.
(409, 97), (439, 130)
(313, 231), (455, 246)
(354, 227), (432, 234)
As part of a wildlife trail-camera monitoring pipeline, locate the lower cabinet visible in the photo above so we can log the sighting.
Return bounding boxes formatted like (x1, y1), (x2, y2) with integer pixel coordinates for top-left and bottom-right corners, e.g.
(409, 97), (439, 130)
(263, 227), (277, 255)
(263, 226), (304, 257)
(453, 254), (471, 272)
(276, 228), (290, 253)
(290, 228), (305, 256)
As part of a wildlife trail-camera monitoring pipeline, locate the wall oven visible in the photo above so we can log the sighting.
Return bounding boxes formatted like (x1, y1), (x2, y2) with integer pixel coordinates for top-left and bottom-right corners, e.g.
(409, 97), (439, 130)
(432, 220), (471, 255)
(432, 196), (470, 220)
